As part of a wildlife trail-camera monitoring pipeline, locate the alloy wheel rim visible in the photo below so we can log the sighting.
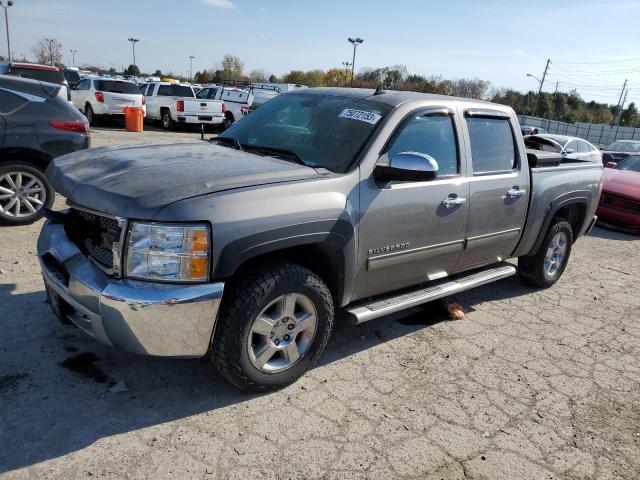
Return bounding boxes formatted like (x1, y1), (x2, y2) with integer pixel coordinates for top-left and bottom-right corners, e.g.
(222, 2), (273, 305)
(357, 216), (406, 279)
(0, 171), (47, 218)
(247, 293), (318, 373)
(544, 231), (567, 277)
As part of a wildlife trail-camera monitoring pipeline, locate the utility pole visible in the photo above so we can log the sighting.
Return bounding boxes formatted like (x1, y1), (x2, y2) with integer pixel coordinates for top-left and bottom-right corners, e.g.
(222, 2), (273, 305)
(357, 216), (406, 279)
(347, 37), (363, 86)
(127, 37), (139, 70)
(0, 1), (12, 62)
(613, 79), (628, 126)
(615, 89), (629, 127)
(537, 59), (551, 98)
(189, 55), (194, 81)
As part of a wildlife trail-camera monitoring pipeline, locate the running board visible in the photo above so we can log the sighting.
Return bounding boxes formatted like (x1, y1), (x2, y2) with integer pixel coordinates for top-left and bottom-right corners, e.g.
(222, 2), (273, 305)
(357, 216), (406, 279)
(346, 264), (516, 324)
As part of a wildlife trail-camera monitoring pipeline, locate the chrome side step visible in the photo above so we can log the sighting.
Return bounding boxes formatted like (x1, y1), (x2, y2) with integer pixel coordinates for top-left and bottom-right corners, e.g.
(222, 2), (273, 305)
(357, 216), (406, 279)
(346, 264), (516, 324)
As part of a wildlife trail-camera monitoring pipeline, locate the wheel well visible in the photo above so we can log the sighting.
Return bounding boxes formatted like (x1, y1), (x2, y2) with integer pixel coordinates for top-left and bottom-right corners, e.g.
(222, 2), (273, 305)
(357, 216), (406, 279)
(555, 202), (587, 240)
(229, 244), (345, 306)
(0, 148), (50, 172)
(225, 111), (234, 122)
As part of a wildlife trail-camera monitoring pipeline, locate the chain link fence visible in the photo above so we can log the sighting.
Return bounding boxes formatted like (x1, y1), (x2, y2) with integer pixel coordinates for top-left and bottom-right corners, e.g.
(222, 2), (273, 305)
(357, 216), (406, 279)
(517, 115), (640, 147)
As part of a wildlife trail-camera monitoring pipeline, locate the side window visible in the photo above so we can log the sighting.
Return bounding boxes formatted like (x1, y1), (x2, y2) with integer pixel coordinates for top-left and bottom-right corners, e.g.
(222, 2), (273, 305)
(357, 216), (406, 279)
(139, 84), (148, 95)
(0, 90), (29, 114)
(565, 140), (578, 153)
(577, 140), (590, 153)
(466, 117), (517, 174)
(197, 88), (210, 99)
(157, 85), (171, 96)
(387, 114), (459, 176)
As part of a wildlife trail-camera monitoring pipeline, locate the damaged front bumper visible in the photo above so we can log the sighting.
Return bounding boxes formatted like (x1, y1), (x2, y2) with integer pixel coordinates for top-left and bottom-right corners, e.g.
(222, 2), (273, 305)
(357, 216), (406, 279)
(37, 220), (224, 358)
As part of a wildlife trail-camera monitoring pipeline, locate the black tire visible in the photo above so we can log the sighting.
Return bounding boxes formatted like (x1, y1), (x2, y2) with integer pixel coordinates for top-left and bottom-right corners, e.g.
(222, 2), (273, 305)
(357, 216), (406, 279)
(220, 112), (234, 132)
(0, 162), (54, 225)
(161, 109), (174, 130)
(519, 217), (573, 288)
(85, 104), (95, 126)
(210, 262), (334, 393)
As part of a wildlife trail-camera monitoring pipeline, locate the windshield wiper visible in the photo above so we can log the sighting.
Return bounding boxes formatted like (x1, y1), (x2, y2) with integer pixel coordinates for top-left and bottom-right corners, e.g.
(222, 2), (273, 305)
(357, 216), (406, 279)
(215, 136), (243, 151)
(241, 144), (307, 166)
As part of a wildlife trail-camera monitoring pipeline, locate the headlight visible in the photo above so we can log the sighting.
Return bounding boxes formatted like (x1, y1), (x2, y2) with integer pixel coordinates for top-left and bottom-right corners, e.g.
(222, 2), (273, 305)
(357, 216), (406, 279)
(125, 222), (210, 282)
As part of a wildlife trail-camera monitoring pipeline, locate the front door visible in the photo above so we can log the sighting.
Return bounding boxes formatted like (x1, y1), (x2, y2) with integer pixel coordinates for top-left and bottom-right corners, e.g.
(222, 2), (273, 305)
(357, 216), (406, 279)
(354, 109), (470, 300)
(456, 110), (530, 269)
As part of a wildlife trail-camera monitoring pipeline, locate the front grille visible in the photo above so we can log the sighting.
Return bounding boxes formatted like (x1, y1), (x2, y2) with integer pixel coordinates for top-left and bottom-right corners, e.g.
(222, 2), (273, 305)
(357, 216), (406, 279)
(601, 193), (640, 214)
(65, 208), (124, 270)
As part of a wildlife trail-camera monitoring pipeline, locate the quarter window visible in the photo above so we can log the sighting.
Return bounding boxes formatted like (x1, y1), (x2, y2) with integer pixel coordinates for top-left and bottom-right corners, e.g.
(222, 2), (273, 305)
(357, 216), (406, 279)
(466, 117), (517, 174)
(0, 90), (29, 114)
(387, 114), (459, 176)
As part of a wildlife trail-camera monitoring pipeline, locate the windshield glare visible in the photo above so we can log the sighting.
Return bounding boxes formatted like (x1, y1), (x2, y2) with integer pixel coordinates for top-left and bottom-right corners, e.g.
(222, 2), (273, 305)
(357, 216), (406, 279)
(219, 93), (392, 172)
(606, 141), (640, 152)
(616, 155), (640, 172)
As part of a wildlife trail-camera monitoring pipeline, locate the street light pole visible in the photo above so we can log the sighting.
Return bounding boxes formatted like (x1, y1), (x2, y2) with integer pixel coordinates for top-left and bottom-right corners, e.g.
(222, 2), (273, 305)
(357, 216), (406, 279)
(341, 61), (351, 87)
(127, 37), (139, 70)
(70, 49), (77, 67)
(347, 37), (363, 86)
(0, 1), (13, 62)
(44, 38), (56, 66)
(189, 55), (194, 81)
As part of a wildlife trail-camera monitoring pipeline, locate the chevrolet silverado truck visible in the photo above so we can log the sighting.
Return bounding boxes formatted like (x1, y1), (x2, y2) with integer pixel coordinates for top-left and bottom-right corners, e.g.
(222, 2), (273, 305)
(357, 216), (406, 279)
(39, 88), (602, 392)
(141, 82), (224, 130)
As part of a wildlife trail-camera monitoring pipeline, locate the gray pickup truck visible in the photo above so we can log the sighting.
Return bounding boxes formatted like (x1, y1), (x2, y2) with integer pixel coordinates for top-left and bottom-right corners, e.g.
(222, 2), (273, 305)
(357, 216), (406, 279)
(39, 88), (602, 392)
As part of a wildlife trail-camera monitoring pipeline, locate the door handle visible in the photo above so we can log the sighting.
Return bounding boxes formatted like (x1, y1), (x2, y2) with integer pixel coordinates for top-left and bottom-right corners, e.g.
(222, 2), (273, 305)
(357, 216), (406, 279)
(441, 196), (467, 209)
(505, 188), (526, 199)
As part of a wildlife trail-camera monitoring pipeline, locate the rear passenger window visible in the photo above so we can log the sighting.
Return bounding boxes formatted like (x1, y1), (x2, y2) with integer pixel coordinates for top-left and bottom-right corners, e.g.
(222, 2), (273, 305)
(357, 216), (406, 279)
(157, 85), (171, 96)
(577, 141), (590, 153)
(0, 90), (29, 114)
(466, 117), (517, 174)
(387, 114), (459, 176)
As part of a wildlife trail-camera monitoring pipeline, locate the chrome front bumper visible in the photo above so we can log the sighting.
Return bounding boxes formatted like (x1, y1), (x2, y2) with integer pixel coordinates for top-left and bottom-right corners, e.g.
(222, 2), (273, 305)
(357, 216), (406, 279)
(37, 221), (224, 358)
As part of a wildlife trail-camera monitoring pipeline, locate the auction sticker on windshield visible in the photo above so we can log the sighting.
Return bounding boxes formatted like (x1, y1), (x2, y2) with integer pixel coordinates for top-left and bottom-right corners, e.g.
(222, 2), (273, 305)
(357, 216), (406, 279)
(339, 109), (382, 124)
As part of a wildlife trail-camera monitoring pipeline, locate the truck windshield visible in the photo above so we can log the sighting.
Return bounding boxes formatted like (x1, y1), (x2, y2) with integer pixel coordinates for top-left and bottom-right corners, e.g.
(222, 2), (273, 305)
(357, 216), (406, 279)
(218, 93), (391, 173)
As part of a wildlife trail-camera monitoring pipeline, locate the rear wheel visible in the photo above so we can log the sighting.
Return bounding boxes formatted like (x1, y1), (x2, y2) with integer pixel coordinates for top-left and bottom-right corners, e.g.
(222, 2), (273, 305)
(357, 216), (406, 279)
(161, 109), (174, 130)
(519, 217), (573, 288)
(221, 112), (234, 131)
(0, 162), (54, 225)
(84, 104), (95, 126)
(210, 262), (334, 392)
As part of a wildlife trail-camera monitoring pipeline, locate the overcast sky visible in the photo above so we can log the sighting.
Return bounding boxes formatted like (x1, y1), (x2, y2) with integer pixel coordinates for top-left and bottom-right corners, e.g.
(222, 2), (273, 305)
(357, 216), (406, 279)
(6, 0), (640, 105)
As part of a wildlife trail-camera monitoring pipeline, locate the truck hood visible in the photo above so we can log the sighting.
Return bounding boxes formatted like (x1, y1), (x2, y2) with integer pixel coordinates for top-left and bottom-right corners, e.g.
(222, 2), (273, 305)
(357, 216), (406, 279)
(47, 141), (321, 218)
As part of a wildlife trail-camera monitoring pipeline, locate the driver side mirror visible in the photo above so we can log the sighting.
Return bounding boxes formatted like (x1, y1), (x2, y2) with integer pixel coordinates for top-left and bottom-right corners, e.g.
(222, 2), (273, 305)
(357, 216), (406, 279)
(605, 161), (617, 168)
(375, 152), (439, 183)
(562, 148), (574, 155)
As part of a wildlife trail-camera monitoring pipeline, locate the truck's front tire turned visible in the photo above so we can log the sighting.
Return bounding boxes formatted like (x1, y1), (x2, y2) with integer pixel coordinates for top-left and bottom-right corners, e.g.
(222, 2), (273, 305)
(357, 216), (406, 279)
(210, 262), (334, 393)
(518, 217), (573, 288)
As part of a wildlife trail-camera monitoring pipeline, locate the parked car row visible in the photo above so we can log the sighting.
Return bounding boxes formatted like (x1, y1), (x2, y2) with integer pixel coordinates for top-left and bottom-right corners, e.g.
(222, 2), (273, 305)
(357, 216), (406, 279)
(0, 75), (90, 225)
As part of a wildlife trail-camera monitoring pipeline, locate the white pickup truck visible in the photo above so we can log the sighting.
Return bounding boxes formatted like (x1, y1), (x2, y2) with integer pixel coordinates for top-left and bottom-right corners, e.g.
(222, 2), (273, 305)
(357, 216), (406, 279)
(141, 82), (224, 130)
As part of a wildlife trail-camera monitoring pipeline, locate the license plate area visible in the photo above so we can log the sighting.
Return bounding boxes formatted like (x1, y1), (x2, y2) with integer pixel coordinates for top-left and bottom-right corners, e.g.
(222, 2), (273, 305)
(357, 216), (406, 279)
(198, 116), (212, 121)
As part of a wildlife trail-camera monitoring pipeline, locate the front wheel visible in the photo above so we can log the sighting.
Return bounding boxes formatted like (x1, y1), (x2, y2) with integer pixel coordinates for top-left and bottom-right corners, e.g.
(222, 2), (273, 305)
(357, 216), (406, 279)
(0, 162), (54, 225)
(210, 262), (334, 392)
(519, 217), (573, 288)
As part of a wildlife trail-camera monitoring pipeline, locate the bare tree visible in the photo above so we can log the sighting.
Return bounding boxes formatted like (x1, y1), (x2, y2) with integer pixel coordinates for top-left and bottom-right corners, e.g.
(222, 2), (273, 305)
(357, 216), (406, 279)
(32, 37), (63, 66)
(248, 69), (268, 82)
(220, 54), (244, 81)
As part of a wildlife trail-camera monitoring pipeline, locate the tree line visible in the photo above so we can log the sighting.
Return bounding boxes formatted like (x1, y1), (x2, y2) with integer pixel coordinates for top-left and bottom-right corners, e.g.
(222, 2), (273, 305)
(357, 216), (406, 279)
(20, 36), (640, 128)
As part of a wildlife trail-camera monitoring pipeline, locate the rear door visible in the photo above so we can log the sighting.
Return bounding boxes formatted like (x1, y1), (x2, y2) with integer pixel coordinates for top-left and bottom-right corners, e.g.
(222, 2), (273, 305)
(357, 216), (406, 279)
(96, 80), (143, 110)
(455, 109), (530, 270)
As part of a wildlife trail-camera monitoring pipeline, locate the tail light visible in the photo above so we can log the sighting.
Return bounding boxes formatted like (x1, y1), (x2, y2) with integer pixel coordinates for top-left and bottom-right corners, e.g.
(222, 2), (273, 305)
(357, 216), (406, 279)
(95, 92), (104, 103)
(177, 100), (184, 112)
(221, 102), (225, 114)
(142, 96), (145, 105)
(50, 120), (90, 136)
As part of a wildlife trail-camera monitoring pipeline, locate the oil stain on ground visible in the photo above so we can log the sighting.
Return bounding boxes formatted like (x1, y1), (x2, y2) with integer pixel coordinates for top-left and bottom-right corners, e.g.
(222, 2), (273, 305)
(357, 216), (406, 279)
(59, 352), (108, 383)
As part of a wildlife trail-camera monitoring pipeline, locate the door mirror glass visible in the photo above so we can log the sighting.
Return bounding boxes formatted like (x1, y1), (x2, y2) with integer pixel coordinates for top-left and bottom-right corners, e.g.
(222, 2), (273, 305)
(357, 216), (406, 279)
(563, 148), (574, 155)
(375, 152), (439, 182)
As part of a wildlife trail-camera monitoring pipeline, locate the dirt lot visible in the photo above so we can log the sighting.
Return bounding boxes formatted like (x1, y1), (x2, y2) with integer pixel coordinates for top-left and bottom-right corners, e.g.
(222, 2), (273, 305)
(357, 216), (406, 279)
(1, 127), (639, 479)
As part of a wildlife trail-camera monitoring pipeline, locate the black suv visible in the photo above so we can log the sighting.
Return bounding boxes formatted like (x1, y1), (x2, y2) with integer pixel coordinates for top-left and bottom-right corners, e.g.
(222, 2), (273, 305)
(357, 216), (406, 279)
(0, 75), (90, 225)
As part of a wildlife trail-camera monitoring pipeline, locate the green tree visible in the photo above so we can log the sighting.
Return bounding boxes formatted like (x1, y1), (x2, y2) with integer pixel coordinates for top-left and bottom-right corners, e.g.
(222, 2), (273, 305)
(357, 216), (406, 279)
(268, 74), (278, 83)
(620, 102), (638, 127)
(124, 64), (140, 76)
(282, 70), (307, 84)
(534, 92), (554, 119)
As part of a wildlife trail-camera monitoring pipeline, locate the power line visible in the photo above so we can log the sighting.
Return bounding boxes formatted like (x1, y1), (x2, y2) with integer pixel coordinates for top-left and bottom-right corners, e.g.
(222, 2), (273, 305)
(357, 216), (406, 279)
(554, 56), (640, 66)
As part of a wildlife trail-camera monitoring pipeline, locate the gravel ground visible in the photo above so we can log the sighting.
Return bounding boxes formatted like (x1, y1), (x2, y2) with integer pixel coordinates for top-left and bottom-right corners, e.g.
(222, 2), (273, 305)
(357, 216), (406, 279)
(1, 127), (639, 479)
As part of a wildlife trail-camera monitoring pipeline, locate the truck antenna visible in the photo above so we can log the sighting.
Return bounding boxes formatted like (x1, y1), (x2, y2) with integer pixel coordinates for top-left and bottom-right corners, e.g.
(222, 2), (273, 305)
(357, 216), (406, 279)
(373, 85), (385, 96)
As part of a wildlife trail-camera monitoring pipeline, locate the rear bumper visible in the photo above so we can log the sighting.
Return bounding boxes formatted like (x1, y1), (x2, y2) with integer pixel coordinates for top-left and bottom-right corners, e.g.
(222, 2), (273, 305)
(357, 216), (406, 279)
(37, 221), (224, 358)
(177, 113), (224, 125)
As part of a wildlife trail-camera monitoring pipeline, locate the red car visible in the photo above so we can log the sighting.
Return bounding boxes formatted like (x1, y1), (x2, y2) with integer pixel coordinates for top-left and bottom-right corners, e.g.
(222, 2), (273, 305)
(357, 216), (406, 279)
(597, 155), (640, 234)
